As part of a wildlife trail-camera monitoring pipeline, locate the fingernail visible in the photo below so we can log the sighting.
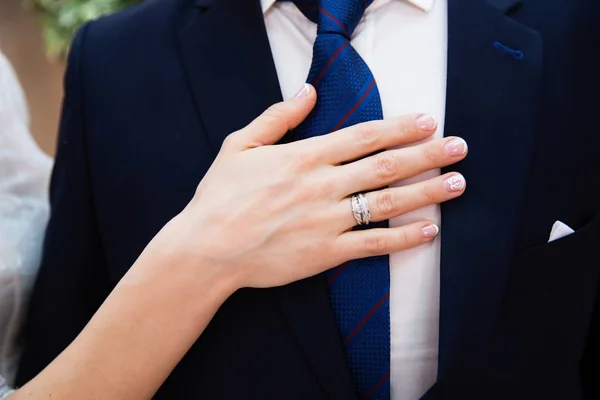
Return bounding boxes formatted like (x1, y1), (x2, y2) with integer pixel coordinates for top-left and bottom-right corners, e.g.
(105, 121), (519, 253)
(445, 138), (468, 157)
(416, 114), (437, 131)
(422, 224), (440, 238)
(444, 174), (466, 192)
(294, 83), (311, 99)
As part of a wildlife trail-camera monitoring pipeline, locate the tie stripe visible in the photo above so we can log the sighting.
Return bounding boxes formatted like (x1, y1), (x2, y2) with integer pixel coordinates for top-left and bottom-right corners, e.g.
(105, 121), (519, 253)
(331, 77), (377, 132)
(319, 7), (350, 36)
(343, 291), (390, 346)
(365, 369), (391, 399)
(282, 0), (390, 398)
(313, 41), (349, 86)
(327, 262), (349, 286)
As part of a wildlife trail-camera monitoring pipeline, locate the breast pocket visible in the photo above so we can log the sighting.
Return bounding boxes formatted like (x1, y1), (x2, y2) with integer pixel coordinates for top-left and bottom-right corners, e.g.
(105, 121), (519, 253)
(487, 213), (600, 381)
(512, 212), (600, 285)
(505, 212), (600, 312)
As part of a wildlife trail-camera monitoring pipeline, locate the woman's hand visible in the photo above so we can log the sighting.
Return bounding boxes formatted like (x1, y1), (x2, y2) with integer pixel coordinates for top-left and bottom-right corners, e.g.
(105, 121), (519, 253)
(8, 85), (468, 400)
(149, 84), (468, 291)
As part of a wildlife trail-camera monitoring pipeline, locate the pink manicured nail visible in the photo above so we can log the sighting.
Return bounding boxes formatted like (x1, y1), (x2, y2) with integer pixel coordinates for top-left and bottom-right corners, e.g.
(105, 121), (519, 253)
(445, 138), (468, 157)
(416, 114), (437, 131)
(444, 174), (466, 192)
(422, 224), (440, 238)
(294, 83), (311, 98)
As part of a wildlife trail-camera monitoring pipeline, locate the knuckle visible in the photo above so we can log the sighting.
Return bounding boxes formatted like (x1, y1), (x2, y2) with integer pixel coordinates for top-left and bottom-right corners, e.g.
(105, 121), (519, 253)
(395, 117), (414, 135)
(293, 150), (318, 171)
(290, 180), (313, 202)
(399, 230), (411, 249)
(375, 153), (399, 179)
(263, 104), (290, 131)
(376, 190), (396, 215)
(293, 175), (329, 202)
(323, 173), (344, 196)
(420, 182), (437, 203)
(354, 123), (381, 147)
(265, 104), (288, 120)
(422, 143), (437, 164)
(365, 234), (388, 255)
(393, 116), (422, 142)
(221, 133), (239, 151)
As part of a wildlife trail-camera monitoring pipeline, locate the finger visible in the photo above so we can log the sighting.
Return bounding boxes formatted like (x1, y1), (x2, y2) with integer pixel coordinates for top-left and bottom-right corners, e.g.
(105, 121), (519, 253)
(340, 136), (468, 194)
(335, 221), (440, 261)
(334, 173), (466, 228)
(294, 113), (438, 165)
(225, 84), (317, 150)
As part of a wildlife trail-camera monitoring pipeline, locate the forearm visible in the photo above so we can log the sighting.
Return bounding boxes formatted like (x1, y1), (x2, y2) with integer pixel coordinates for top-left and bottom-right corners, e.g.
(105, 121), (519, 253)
(11, 217), (238, 400)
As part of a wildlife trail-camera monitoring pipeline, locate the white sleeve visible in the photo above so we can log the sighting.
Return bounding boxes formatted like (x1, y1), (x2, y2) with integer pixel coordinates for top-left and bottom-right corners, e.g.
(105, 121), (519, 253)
(0, 51), (53, 386)
(0, 375), (14, 399)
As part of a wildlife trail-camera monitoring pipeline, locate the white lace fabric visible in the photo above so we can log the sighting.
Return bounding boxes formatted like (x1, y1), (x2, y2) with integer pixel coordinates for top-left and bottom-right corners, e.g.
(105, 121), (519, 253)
(0, 374), (14, 398)
(0, 51), (53, 388)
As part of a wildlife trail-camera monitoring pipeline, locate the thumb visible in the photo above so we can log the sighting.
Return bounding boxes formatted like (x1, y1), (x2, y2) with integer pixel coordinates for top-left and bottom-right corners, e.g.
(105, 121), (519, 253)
(235, 84), (316, 149)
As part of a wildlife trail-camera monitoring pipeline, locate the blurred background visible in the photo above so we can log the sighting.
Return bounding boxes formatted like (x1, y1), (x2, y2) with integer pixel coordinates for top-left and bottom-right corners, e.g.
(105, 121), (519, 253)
(0, 0), (64, 156)
(1, 0), (138, 156)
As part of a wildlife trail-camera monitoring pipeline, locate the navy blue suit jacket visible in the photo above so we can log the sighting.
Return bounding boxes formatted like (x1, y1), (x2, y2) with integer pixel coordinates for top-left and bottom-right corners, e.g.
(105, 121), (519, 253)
(16, 0), (600, 398)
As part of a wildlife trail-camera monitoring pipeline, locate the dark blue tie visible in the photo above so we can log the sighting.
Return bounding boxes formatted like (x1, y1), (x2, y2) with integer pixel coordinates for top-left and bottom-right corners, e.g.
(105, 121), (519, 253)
(282, 1), (391, 398)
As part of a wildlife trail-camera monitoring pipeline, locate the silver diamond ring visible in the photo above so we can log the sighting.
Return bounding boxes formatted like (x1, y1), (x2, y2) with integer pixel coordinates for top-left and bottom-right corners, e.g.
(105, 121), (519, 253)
(351, 193), (371, 226)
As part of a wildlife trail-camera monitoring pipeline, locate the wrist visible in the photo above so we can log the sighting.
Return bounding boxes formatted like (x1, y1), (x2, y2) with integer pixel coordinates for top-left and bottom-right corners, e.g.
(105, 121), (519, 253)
(127, 213), (244, 317)
(163, 208), (249, 295)
(129, 248), (240, 314)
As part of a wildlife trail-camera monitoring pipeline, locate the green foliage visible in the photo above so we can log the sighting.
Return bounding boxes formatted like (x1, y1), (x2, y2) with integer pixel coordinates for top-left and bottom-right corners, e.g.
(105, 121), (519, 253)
(26, 0), (142, 60)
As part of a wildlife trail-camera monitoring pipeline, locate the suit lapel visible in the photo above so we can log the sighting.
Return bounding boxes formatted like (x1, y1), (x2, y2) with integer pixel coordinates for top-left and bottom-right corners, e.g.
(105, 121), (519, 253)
(178, 0), (283, 154)
(435, 0), (543, 389)
(177, 0), (543, 397)
(177, 1), (356, 397)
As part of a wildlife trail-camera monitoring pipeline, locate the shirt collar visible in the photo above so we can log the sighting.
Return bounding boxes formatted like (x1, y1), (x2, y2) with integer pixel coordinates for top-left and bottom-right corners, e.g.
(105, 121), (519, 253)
(261, 0), (435, 14)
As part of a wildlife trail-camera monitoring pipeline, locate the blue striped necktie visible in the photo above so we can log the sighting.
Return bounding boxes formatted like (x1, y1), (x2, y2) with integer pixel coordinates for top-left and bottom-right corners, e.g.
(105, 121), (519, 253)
(282, 0), (391, 398)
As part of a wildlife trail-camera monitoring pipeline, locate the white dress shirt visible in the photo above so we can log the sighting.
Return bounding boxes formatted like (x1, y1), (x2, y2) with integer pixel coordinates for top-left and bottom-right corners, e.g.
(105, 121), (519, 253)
(263, 1), (448, 398)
